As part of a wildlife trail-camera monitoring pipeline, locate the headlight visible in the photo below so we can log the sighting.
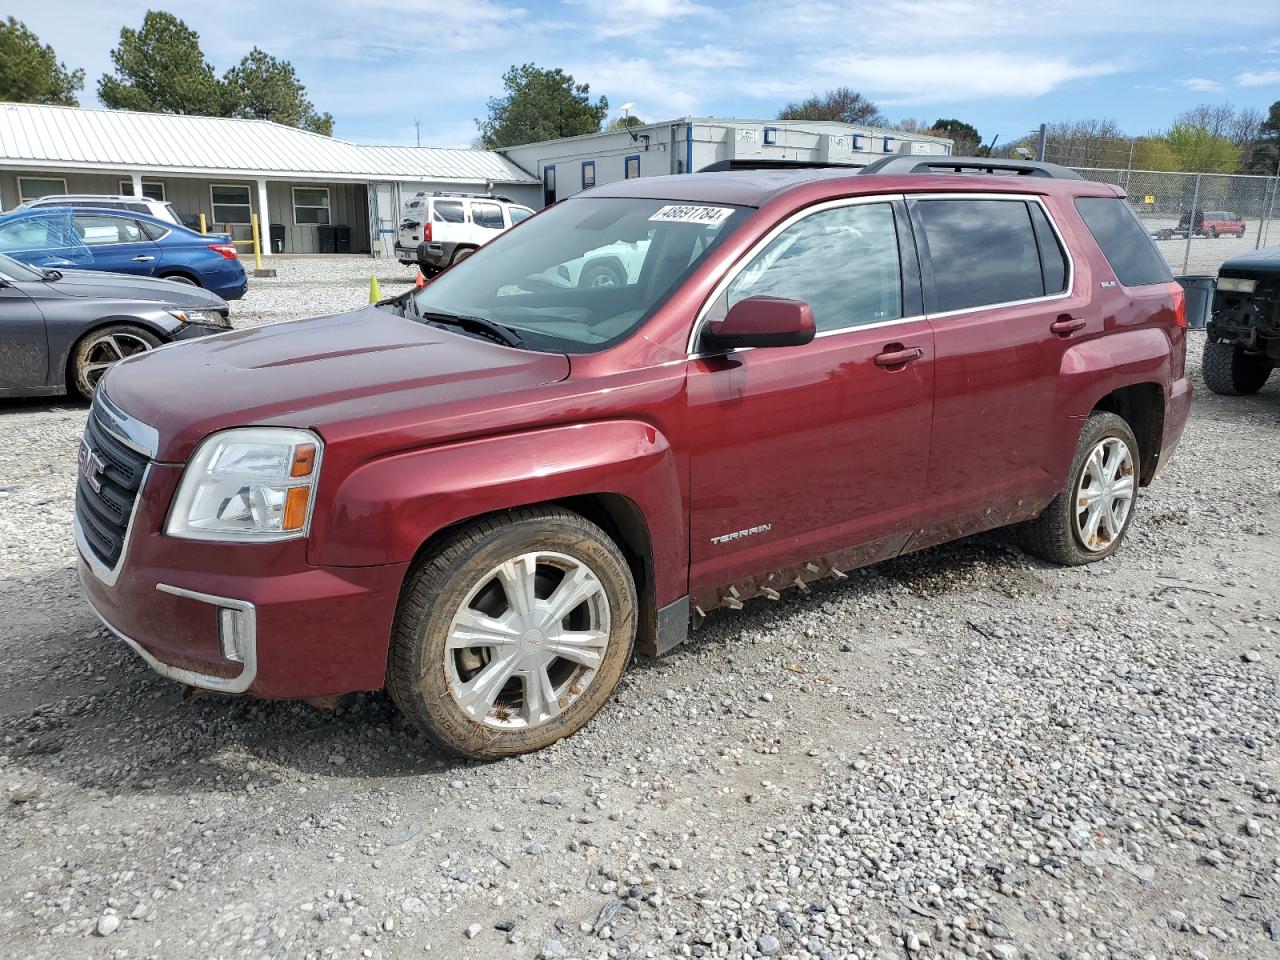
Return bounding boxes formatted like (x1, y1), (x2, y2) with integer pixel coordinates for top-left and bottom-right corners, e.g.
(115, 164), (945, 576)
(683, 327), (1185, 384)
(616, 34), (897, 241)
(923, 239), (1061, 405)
(1216, 277), (1257, 294)
(166, 427), (323, 541)
(168, 308), (230, 328)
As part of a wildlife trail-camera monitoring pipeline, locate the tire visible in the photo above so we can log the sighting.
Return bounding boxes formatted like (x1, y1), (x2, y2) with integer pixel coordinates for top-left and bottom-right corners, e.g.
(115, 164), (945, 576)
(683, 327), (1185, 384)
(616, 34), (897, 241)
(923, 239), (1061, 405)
(1022, 412), (1140, 566)
(1202, 340), (1273, 396)
(578, 261), (625, 289)
(70, 324), (163, 401)
(1207, 228), (1218, 239)
(159, 272), (199, 286)
(387, 506), (637, 759)
(449, 247), (476, 266)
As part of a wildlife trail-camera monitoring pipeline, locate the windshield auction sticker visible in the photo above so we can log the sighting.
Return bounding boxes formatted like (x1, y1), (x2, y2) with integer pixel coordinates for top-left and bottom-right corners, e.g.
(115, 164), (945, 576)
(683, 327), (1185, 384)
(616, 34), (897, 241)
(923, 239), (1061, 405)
(649, 204), (735, 224)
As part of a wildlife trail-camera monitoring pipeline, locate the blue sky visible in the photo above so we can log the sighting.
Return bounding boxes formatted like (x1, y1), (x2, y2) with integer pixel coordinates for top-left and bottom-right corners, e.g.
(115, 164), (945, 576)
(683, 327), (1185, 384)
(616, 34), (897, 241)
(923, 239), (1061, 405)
(14, 0), (1280, 148)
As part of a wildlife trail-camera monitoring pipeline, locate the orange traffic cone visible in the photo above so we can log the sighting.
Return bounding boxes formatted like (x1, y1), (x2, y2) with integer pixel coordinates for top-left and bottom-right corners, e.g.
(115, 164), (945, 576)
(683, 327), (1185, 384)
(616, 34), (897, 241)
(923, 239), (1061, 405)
(414, 268), (427, 288)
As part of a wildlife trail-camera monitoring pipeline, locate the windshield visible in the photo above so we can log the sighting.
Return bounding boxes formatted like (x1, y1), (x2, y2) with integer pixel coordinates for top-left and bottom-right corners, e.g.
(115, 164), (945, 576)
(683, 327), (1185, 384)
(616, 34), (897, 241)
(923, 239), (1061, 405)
(406, 197), (749, 353)
(0, 251), (47, 282)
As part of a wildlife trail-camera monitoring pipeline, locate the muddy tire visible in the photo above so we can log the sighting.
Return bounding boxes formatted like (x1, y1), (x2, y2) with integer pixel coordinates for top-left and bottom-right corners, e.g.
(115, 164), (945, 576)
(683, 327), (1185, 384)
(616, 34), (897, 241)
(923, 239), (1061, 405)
(449, 246), (476, 266)
(1202, 340), (1272, 396)
(1021, 412), (1140, 566)
(70, 323), (162, 401)
(387, 506), (637, 759)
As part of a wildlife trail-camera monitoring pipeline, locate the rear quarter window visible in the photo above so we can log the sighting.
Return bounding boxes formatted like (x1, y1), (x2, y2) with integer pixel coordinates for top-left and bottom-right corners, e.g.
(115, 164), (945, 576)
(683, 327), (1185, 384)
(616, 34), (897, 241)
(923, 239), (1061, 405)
(1074, 197), (1173, 287)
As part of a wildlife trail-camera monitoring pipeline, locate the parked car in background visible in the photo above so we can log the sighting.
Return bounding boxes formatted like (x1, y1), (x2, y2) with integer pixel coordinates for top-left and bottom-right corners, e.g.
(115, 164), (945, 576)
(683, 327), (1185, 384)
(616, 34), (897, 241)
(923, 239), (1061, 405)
(78, 157), (1190, 759)
(0, 252), (230, 400)
(0, 207), (247, 301)
(19, 193), (182, 225)
(1157, 209), (1247, 240)
(1203, 245), (1279, 396)
(396, 192), (535, 273)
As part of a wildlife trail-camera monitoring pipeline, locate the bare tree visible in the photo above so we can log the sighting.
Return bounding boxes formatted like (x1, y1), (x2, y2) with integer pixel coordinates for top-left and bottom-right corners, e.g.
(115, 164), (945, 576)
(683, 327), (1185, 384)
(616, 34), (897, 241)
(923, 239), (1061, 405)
(778, 87), (884, 126)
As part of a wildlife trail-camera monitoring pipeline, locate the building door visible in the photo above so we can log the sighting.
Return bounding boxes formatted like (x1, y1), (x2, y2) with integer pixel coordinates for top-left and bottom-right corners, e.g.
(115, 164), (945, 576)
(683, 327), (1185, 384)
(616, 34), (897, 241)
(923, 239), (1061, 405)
(543, 166), (556, 206)
(371, 183), (396, 258)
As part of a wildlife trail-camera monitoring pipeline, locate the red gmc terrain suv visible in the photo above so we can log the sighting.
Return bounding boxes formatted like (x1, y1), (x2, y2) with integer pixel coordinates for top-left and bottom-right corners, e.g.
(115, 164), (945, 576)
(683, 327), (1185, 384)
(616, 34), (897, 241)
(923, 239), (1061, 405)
(76, 157), (1191, 758)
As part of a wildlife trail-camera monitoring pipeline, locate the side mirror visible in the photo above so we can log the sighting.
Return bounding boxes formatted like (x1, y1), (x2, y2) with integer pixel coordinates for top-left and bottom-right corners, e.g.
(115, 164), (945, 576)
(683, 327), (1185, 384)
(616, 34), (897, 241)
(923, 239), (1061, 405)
(703, 296), (816, 350)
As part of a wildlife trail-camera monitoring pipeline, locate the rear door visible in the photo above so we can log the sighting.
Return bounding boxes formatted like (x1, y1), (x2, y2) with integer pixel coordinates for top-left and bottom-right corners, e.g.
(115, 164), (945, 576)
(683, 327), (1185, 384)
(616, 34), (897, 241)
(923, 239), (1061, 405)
(71, 213), (162, 276)
(470, 201), (507, 246)
(909, 194), (1082, 549)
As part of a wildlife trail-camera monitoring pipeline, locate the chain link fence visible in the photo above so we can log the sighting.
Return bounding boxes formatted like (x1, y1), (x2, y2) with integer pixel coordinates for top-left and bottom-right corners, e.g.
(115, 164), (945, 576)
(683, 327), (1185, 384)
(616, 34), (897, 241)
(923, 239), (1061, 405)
(1071, 167), (1280, 277)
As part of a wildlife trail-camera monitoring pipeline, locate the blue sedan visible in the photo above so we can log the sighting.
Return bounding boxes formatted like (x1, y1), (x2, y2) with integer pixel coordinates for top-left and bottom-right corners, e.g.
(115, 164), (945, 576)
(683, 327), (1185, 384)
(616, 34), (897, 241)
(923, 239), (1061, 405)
(0, 206), (248, 301)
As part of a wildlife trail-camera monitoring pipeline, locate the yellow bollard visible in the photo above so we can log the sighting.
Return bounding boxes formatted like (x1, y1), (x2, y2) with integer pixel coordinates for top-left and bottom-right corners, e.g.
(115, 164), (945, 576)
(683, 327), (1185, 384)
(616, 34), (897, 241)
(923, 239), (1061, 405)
(198, 212), (207, 235)
(250, 213), (264, 272)
(369, 275), (382, 303)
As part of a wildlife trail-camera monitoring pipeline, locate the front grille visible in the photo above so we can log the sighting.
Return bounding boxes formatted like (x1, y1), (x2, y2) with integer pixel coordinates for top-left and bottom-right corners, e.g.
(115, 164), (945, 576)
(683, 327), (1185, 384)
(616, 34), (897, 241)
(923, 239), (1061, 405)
(75, 404), (151, 569)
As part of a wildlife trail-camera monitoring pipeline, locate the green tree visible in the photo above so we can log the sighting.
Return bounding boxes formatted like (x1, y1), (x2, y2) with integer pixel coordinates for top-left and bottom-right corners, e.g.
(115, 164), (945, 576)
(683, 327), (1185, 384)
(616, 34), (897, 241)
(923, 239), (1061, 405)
(0, 17), (83, 105)
(1165, 123), (1240, 173)
(98, 11), (228, 115)
(1129, 136), (1179, 171)
(777, 87), (883, 126)
(606, 114), (644, 131)
(1245, 100), (1280, 175)
(223, 47), (333, 135)
(932, 118), (981, 155)
(476, 64), (607, 148)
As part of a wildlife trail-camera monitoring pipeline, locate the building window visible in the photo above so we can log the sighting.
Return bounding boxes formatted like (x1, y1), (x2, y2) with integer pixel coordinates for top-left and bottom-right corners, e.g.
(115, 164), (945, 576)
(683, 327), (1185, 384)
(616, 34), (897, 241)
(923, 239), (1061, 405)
(581, 160), (596, 190)
(211, 184), (252, 225)
(763, 126), (778, 146)
(293, 186), (331, 225)
(18, 176), (67, 203)
(543, 165), (556, 206)
(119, 179), (166, 201)
(624, 155), (640, 179)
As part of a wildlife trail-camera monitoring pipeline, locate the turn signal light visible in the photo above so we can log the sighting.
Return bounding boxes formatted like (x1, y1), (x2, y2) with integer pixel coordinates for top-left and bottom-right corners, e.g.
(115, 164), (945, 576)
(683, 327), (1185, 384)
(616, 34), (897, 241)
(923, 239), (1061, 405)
(282, 487), (311, 531)
(290, 443), (316, 477)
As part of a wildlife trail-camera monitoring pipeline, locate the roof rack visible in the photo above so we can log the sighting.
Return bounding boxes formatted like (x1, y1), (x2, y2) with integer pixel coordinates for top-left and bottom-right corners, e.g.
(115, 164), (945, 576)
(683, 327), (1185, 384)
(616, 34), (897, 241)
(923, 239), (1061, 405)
(408, 190), (515, 202)
(697, 159), (862, 173)
(858, 155), (1082, 180)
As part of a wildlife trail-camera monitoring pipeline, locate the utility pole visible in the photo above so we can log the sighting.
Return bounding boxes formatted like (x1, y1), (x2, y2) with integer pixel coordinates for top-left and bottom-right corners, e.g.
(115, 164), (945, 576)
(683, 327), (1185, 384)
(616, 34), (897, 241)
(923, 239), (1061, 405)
(1036, 123), (1047, 162)
(413, 119), (421, 147)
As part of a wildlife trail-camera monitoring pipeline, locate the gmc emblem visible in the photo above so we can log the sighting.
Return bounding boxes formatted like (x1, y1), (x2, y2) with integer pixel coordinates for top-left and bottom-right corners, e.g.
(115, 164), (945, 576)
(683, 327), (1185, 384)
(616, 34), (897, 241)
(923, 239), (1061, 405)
(78, 439), (106, 494)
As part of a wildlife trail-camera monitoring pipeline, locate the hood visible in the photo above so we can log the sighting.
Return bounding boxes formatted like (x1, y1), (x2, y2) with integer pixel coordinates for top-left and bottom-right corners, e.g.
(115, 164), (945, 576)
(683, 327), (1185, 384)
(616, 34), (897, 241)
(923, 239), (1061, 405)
(1220, 246), (1280, 278)
(46, 269), (229, 310)
(101, 306), (572, 462)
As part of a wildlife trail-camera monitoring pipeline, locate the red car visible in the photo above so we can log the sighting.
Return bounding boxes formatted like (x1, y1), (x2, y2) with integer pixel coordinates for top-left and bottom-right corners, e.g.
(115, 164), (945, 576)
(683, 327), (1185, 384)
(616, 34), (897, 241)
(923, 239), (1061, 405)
(77, 158), (1191, 758)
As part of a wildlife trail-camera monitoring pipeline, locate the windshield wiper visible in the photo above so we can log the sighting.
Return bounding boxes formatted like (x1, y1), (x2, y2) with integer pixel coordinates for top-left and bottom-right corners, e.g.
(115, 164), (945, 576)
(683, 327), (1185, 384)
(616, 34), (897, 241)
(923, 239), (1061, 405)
(418, 308), (525, 349)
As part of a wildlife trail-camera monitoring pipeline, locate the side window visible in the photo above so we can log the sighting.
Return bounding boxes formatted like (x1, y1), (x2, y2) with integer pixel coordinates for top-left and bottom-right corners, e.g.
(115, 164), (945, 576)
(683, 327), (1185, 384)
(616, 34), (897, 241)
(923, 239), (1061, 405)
(1028, 202), (1068, 295)
(432, 201), (466, 224)
(472, 202), (505, 230)
(509, 207), (534, 225)
(725, 202), (902, 334)
(1074, 197), (1173, 288)
(916, 199), (1044, 312)
(73, 215), (142, 245)
(0, 215), (62, 251)
(138, 220), (168, 241)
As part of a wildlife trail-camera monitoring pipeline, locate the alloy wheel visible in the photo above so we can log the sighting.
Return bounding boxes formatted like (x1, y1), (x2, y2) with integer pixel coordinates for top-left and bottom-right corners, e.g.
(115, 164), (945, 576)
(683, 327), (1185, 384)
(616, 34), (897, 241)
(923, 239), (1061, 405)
(445, 551), (610, 729)
(80, 331), (154, 390)
(1074, 437), (1135, 552)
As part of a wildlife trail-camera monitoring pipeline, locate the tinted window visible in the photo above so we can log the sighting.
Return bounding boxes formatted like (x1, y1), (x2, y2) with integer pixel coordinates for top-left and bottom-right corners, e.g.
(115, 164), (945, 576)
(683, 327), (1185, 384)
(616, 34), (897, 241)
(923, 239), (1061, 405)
(726, 202), (902, 334)
(1029, 202), (1068, 295)
(472, 202), (504, 229)
(917, 199), (1044, 312)
(74, 214), (142, 245)
(510, 207), (534, 224)
(432, 201), (465, 223)
(1074, 197), (1173, 288)
(138, 220), (169, 241)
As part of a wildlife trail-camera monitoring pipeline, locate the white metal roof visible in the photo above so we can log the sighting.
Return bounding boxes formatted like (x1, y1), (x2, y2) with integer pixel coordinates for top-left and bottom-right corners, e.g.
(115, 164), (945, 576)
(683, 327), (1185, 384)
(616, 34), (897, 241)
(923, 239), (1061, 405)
(0, 102), (537, 184)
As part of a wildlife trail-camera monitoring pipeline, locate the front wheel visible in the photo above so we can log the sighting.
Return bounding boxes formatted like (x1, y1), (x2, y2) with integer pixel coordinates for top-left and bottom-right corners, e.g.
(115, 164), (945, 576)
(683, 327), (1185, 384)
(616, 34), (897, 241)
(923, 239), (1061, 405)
(1021, 412), (1140, 566)
(387, 507), (637, 758)
(70, 324), (162, 400)
(1203, 340), (1273, 396)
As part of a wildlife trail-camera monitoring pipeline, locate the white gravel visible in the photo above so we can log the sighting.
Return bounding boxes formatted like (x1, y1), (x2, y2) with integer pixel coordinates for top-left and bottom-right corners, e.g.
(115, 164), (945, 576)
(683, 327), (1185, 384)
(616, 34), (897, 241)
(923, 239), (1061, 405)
(1, 255), (1278, 960)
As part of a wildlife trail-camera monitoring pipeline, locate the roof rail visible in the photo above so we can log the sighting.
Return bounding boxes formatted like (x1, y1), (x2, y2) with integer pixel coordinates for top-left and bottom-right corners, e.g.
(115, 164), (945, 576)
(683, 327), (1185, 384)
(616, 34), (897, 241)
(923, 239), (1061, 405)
(858, 155), (1082, 180)
(410, 190), (515, 202)
(697, 159), (862, 173)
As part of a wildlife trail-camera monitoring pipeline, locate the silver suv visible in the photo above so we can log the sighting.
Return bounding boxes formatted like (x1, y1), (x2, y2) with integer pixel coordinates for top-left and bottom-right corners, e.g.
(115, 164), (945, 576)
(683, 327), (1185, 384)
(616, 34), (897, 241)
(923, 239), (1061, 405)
(19, 194), (181, 225)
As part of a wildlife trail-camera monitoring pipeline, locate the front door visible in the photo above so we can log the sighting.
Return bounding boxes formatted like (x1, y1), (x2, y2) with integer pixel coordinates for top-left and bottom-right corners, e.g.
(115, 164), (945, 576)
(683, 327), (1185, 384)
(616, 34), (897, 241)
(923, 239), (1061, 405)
(686, 198), (934, 600)
(71, 213), (162, 277)
(0, 282), (48, 392)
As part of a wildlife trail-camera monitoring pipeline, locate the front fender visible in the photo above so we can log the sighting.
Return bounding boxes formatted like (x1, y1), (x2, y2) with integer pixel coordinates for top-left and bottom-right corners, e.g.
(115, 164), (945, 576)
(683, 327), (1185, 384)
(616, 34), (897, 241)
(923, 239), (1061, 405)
(309, 419), (687, 606)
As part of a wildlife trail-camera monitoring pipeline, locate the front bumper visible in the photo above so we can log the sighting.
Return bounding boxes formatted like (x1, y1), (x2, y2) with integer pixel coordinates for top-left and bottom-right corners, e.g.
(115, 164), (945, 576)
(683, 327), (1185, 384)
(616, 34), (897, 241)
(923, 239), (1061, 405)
(76, 460), (409, 699)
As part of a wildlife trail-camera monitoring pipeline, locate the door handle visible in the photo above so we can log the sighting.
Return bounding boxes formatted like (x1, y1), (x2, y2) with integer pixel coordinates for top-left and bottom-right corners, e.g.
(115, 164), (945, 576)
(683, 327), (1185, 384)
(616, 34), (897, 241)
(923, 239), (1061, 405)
(873, 345), (924, 368)
(131, 255), (155, 262)
(1050, 316), (1086, 337)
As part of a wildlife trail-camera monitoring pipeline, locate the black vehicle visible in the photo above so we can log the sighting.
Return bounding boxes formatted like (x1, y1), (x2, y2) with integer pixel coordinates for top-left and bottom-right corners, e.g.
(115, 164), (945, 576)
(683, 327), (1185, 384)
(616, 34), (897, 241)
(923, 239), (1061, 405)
(0, 253), (231, 401)
(1203, 246), (1279, 396)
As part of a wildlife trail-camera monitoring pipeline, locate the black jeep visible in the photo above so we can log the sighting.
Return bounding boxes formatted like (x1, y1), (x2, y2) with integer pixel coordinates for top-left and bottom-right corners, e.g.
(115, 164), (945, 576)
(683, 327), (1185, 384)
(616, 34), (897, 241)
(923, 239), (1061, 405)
(1204, 246), (1280, 396)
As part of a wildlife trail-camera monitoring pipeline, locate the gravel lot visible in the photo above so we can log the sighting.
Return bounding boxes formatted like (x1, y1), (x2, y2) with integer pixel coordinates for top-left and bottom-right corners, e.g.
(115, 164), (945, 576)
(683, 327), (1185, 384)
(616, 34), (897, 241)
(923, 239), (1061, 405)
(2, 256), (1279, 960)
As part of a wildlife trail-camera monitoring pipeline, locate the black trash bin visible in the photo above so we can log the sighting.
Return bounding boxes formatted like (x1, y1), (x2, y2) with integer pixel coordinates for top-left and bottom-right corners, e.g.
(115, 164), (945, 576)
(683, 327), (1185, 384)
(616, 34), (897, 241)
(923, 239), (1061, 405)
(317, 225), (337, 254)
(269, 223), (286, 253)
(1176, 275), (1215, 329)
(334, 225), (351, 253)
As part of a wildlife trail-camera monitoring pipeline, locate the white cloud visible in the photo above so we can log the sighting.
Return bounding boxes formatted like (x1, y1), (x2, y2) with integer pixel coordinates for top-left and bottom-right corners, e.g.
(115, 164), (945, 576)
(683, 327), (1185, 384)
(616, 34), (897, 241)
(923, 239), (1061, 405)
(1180, 77), (1224, 91)
(1237, 69), (1280, 86)
(562, 0), (714, 37)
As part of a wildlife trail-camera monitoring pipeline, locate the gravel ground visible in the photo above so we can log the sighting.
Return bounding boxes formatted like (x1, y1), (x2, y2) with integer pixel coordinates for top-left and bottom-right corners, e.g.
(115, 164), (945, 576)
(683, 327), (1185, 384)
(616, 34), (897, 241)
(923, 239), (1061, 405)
(1, 258), (1279, 960)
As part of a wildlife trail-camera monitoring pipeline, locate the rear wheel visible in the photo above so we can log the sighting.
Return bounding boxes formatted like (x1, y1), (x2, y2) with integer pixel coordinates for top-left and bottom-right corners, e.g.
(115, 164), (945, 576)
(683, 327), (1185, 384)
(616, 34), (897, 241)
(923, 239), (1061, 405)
(1203, 340), (1273, 396)
(70, 324), (162, 400)
(578, 261), (625, 289)
(387, 507), (637, 759)
(449, 247), (475, 266)
(159, 272), (199, 286)
(1022, 412), (1140, 566)
(1206, 227), (1218, 239)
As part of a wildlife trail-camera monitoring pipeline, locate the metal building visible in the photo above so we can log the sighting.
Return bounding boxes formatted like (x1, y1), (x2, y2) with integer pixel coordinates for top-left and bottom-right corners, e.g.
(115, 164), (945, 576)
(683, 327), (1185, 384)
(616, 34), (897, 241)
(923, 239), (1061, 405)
(0, 103), (539, 256)
(498, 118), (954, 204)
